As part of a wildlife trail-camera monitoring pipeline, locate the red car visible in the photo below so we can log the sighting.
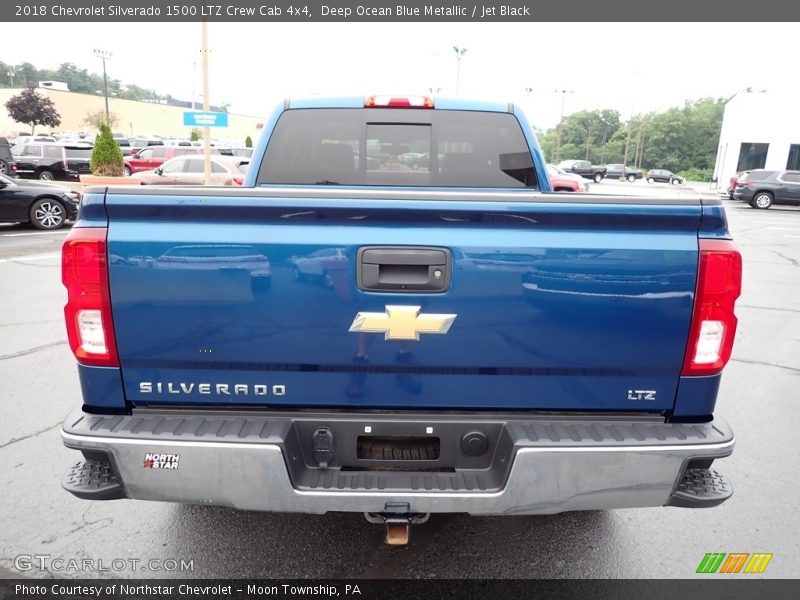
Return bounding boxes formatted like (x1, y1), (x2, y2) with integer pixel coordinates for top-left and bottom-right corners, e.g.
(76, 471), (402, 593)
(547, 164), (586, 192)
(727, 170), (750, 200)
(123, 146), (219, 176)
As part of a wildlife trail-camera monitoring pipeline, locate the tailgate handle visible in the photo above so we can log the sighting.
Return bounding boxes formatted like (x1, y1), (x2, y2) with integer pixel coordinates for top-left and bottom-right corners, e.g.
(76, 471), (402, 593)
(357, 246), (452, 293)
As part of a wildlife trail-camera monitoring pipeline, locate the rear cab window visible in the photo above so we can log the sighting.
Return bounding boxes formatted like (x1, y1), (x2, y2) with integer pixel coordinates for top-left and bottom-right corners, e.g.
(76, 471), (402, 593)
(258, 108), (538, 188)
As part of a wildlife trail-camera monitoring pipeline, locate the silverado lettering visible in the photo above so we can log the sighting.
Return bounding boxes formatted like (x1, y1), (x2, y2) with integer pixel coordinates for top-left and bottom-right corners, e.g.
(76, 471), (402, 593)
(139, 382), (285, 396)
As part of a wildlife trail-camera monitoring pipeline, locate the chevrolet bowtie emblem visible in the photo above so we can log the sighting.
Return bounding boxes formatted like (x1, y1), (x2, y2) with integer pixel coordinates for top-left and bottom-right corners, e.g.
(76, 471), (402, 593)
(348, 305), (457, 341)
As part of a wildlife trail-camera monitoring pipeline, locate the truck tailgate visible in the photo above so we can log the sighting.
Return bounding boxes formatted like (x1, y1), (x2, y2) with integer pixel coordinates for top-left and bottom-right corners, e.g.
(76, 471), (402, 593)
(106, 188), (701, 412)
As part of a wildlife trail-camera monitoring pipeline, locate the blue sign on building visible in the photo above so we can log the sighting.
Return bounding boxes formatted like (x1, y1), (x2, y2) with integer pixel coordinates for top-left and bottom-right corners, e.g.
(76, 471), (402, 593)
(183, 111), (229, 127)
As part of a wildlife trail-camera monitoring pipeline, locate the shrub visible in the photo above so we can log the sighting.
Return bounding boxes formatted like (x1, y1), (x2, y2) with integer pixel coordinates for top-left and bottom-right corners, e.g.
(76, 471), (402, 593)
(245, 135), (253, 148)
(90, 122), (124, 176)
(677, 168), (713, 182)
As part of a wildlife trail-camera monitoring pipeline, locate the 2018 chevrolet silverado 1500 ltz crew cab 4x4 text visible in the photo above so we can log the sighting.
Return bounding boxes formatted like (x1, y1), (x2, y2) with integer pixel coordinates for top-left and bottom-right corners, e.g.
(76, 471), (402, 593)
(60, 95), (741, 545)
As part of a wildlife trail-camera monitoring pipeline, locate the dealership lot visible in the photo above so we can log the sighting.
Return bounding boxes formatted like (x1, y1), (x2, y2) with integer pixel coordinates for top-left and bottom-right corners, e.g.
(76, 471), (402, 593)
(0, 197), (798, 579)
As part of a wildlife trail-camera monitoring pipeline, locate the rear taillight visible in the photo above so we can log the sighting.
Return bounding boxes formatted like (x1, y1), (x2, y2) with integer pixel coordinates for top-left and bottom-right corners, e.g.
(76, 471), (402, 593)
(62, 227), (119, 367)
(737, 180), (751, 187)
(365, 95), (434, 108)
(682, 239), (742, 376)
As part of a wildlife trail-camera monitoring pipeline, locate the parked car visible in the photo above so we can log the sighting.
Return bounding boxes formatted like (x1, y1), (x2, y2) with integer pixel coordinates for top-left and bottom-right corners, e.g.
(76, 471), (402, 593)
(0, 173), (80, 229)
(131, 155), (247, 185)
(727, 170), (750, 200)
(546, 164), (587, 192)
(10, 143), (92, 181)
(14, 134), (56, 145)
(230, 148), (254, 158)
(733, 169), (800, 209)
(647, 169), (684, 185)
(124, 146), (220, 176)
(557, 159), (606, 182)
(163, 139), (194, 147)
(125, 138), (165, 157)
(58, 139), (94, 149)
(605, 164), (644, 182)
(0, 137), (17, 177)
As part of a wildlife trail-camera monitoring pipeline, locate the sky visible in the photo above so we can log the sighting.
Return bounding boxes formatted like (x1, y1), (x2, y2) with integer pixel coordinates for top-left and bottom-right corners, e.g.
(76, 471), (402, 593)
(2, 22), (796, 129)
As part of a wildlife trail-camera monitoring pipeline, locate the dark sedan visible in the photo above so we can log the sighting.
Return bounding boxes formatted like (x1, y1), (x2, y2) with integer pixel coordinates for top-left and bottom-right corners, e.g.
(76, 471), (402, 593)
(647, 169), (684, 185)
(0, 174), (80, 229)
(734, 170), (800, 209)
(605, 164), (643, 182)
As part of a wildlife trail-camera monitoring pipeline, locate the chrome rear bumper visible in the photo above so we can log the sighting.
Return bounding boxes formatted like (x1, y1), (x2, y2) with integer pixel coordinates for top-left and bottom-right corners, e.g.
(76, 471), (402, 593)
(61, 408), (734, 515)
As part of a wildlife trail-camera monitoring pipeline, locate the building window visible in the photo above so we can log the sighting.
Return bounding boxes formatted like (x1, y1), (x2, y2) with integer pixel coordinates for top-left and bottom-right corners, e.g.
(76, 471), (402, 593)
(787, 144), (800, 171)
(737, 143), (769, 171)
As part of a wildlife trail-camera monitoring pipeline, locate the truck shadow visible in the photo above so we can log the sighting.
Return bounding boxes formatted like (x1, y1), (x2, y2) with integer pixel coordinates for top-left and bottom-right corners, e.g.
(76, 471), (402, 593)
(169, 506), (618, 577)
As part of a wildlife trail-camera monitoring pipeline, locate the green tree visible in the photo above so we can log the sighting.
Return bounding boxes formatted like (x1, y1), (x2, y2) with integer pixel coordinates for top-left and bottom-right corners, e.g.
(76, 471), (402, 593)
(119, 83), (160, 101)
(14, 63), (38, 87)
(90, 122), (124, 176)
(245, 135), (253, 148)
(537, 99), (724, 172)
(544, 109), (622, 165)
(190, 128), (201, 142)
(0, 61), (16, 87)
(4, 87), (61, 134)
(636, 98), (725, 172)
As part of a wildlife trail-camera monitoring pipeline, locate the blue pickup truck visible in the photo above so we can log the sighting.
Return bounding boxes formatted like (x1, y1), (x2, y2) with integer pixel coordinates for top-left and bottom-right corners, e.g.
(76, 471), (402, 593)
(60, 95), (742, 544)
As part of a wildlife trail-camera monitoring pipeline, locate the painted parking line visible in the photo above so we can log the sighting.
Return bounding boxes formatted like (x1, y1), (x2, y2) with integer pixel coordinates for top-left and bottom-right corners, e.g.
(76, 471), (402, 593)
(0, 230), (68, 237)
(737, 217), (800, 221)
(736, 223), (800, 227)
(762, 227), (800, 231)
(0, 253), (60, 264)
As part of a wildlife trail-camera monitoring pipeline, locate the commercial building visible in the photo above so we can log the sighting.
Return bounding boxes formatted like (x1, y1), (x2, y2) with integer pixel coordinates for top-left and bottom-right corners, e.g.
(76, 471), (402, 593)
(713, 92), (800, 188)
(0, 87), (262, 144)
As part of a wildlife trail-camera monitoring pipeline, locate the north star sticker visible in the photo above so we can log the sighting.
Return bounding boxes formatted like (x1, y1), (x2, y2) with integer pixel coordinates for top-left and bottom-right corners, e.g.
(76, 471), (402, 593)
(348, 306), (457, 341)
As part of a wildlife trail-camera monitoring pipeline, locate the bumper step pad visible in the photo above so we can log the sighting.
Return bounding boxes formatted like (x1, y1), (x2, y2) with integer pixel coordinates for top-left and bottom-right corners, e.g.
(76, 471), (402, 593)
(62, 458), (126, 501)
(668, 468), (732, 508)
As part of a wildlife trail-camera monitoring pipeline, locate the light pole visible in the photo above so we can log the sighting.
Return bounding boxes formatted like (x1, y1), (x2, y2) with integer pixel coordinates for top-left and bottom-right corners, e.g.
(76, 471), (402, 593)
(201, 19), (211, 185)
(621, 98), (635, 182)
(554, 89), (573, 163)
(452, 46), (467, 94)
(93, 49), (112, 126)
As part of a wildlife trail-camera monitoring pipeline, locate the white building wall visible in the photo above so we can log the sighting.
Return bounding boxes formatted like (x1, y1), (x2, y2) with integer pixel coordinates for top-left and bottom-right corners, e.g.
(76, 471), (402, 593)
(714, 92), (800, 188)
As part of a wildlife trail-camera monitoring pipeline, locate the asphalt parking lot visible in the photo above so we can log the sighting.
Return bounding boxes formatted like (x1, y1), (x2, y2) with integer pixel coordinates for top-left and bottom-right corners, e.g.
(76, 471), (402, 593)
(1, 191), (799, 579)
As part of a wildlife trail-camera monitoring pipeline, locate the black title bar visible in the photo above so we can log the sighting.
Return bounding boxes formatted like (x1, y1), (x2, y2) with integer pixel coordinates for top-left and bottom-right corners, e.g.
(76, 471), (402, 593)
(3, 579), (800, 600)
(3, 0), (800, 22)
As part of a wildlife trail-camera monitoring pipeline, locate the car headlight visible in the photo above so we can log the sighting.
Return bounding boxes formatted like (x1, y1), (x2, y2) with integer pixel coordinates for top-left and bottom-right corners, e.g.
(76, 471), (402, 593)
(64, 191), (82, 203)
